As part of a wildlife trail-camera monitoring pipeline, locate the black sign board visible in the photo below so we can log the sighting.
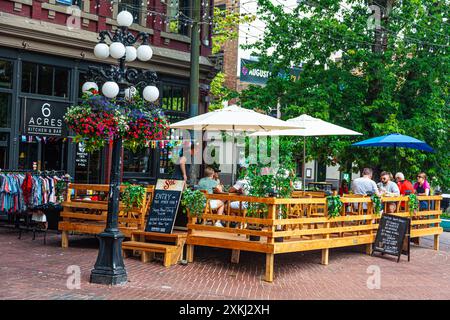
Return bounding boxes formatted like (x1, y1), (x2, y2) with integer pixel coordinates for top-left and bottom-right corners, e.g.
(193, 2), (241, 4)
(75, 142), (88, 168)
(372, 214), (410, 262)
(145, 179), (184, 234)
(23, 98), (68, 137)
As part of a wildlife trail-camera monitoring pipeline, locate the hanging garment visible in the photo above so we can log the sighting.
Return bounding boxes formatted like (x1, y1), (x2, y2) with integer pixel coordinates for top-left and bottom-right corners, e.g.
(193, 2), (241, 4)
(21, 173), (33, 207)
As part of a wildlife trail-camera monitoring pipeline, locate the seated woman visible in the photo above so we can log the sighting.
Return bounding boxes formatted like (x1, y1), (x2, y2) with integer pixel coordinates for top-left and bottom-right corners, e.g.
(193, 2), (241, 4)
(414, 172), (430, 210)
(339, 179), (349, 196)
(198, 167), (225, 227)
(229, 167), (250, 210)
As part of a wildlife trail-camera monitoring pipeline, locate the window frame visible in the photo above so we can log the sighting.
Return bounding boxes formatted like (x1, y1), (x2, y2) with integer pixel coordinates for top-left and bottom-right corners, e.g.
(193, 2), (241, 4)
(21, 61), (71, 99)
(164, 0), (192, 36)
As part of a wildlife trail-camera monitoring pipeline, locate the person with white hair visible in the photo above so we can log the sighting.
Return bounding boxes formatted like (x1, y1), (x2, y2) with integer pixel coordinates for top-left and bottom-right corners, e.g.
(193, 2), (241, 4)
(395, 172), (414, 196)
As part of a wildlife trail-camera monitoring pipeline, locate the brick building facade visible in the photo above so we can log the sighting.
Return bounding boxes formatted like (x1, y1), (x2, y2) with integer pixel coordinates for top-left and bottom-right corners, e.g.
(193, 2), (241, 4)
(0, 0), (216, 184)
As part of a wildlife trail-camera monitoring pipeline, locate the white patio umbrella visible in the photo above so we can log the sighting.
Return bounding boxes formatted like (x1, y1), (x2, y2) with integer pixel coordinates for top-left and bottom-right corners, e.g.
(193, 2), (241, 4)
(251, 114), (362, 190)
(170, 105), (303, 182)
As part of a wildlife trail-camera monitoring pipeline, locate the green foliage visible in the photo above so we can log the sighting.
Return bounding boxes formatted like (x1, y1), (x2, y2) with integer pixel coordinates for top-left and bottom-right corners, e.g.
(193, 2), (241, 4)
(121, 183), (146, 213)
(326, 195), (343, 218)
(209, 72), (238, 111)
(239, 0), (450, 190)
(181, 189), (207, 218)
(408, 194), (419, 215)
(244, 136), (296, 218)
(212, 7), (255, 55)
(371, 194), (382, 215)
(441, 213), (450, 219)
(55, 176), (71, 203)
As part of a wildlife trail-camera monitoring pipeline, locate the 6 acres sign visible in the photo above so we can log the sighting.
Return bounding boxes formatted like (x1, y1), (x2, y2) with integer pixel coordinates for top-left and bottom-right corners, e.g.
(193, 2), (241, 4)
(23, 98), (68, 137)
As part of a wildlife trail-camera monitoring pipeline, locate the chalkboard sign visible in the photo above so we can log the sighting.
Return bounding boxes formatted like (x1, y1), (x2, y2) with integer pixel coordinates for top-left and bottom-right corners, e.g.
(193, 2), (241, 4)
(145, 179), (184, 234)
(372, 214), (410, 262)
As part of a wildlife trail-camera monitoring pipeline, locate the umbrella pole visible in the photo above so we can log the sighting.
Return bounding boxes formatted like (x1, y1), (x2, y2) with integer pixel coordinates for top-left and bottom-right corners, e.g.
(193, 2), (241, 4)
(394, 145), (397, 174)
(303, 136), (306, 191)
(231, 128), (235, 184)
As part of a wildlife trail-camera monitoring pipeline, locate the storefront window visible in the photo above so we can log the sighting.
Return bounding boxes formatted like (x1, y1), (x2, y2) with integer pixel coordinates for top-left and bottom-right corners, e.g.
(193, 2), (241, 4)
(54, 67), (69, 97)
(21, 62), (69, 98)
(18, 137), (68, 171)
(0, 93), (11, 128)
(161, 84), (189, 112)
(166, 0), (191, 35)
(74, 142), (102, 184)
(37, 65), (53, 96)
(0, 133), (8, 169)
(123, 148), (154, 175)
(0, 60), (12, 89)
(158, 113), (188, 177)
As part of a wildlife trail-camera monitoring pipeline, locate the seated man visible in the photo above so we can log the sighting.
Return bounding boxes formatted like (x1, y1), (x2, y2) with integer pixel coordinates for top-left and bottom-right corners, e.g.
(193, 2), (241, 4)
(229, 167), (250, 210)
(351, 168), (380, 211)
(198, 167), (225, 227)
(377, 171), (400, 213)
(377, 171), (400, 196)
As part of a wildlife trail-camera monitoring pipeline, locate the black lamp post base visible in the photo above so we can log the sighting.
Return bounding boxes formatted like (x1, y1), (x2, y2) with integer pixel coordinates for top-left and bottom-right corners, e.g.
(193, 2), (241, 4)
(90, 230), (127, 285)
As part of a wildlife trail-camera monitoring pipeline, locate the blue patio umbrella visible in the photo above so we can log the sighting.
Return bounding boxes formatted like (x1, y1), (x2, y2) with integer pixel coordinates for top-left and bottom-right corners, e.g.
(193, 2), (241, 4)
(352, 133), (434, 171)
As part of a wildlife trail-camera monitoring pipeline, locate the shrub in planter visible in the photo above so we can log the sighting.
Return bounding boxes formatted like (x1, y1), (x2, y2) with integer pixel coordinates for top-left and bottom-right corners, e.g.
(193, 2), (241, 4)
(121, 183), (146, 213)
(181, 189), (206, 221)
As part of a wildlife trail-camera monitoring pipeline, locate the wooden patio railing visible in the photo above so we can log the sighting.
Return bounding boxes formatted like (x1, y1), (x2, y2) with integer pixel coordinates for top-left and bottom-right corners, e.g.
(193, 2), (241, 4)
(186, 194), (442, 282)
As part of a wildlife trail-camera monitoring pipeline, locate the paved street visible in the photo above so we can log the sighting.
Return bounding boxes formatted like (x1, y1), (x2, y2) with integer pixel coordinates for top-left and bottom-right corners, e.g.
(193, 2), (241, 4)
(0, 227), (449, 300)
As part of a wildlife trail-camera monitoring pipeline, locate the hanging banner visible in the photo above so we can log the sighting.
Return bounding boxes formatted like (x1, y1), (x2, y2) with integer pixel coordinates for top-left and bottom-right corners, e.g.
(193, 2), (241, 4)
(240, 59), (302, 85)
(22, 98), (69, 137)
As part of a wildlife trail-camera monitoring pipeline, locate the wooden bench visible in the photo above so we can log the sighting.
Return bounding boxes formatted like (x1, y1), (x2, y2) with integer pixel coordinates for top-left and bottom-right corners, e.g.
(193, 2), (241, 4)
(122, 230), (187, 267)
(59, 183), (154, 248)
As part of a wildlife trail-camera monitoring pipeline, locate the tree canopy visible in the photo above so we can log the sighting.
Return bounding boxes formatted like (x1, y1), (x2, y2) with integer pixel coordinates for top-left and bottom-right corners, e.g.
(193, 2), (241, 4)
(238, 0), (449, 190)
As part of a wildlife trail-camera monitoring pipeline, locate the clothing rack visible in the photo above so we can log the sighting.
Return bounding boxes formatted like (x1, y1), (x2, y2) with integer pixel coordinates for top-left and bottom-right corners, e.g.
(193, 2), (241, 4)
(0, 169), (66, 175)
(0, 170), (67, 244)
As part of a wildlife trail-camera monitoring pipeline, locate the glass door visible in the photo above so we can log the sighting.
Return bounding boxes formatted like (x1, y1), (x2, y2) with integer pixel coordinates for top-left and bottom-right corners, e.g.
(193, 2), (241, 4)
(18, 137), (68, 171)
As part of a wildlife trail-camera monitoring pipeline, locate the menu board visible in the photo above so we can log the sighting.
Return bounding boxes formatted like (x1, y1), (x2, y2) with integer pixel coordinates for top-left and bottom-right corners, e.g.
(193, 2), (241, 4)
(145, 179), (184, 234)
(372, 214), (410, 262)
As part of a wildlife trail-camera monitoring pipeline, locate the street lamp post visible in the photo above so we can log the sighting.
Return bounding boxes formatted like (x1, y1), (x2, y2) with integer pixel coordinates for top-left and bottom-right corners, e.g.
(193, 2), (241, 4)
(83, 11), (160, 285)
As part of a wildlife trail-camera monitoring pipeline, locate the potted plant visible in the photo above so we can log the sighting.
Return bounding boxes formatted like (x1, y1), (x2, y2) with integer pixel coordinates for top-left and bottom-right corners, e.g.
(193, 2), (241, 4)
(327, 194), (343, 218)
(181, 189), (207, 223)
(245, 162), (294, 242)
(406, 193), (420, 216)
(245, 164), (271, 241)
(121, 183), (146, 213)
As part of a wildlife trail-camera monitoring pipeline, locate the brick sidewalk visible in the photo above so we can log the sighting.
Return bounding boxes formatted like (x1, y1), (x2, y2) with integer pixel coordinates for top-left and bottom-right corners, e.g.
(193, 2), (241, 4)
(0, 227), (449, 300)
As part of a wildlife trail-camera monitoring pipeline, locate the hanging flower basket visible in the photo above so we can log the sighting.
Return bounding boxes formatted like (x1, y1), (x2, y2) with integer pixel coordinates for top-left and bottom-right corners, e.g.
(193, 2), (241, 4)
(122, 105), (170, 152)
(64, 91), (169, 152)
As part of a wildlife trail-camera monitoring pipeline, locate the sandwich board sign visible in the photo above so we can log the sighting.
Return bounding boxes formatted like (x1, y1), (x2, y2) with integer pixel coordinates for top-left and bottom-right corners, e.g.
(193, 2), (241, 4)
(145, 179), (184, 234)
(372, 214), (410, 262)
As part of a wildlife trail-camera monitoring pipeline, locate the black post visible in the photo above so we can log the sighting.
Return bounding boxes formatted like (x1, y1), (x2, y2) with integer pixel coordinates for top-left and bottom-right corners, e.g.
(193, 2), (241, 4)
(90, 44), (128, 286)
(90, 137), (127, 285)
